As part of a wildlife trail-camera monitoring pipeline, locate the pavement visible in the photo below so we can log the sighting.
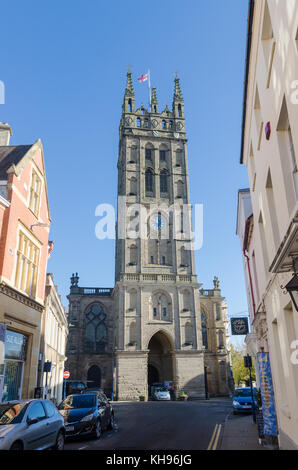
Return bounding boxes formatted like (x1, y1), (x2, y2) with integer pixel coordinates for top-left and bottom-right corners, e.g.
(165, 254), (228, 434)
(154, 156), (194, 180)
(218, 412), (266, 450)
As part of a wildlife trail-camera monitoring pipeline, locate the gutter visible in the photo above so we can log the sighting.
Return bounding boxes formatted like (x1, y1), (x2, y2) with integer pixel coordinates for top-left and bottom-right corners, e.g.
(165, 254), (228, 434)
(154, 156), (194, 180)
(240, 0), (255, 164)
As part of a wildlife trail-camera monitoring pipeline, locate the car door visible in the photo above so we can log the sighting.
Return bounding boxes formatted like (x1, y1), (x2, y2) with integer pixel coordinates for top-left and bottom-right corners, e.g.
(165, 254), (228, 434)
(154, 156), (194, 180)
(97, 393), (108, 428)
(23, 401), (49, 450)
(42, 400), (62, 448)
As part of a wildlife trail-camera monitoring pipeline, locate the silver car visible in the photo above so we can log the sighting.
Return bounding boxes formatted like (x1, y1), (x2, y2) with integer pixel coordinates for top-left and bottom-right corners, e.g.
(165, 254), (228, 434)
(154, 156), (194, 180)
(0, 399), (65, 450)
(153, 388), (171, 401)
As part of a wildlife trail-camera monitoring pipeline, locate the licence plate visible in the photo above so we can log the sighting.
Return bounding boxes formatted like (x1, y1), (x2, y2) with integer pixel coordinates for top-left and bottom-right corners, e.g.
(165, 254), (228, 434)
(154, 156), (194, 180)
(66, 425), (75, 432)
(242, 406), (251, 409)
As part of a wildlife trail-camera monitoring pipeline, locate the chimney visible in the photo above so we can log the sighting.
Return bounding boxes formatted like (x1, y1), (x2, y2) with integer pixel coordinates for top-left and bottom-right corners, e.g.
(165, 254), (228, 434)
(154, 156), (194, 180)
(0, 123), (12, 146)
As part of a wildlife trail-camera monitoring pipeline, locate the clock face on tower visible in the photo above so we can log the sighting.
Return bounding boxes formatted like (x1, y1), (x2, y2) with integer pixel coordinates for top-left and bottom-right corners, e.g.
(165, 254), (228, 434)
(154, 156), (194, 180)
(150, 214), (164, 230)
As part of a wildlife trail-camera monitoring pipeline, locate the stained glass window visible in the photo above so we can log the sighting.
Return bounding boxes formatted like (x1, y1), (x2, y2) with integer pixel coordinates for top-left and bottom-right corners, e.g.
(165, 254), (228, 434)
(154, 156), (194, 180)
(85, 304), (107, 353)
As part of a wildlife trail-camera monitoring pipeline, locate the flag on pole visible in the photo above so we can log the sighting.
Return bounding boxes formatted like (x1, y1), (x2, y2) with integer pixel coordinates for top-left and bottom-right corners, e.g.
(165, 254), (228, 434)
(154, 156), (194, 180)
(138, 73), (148, 83)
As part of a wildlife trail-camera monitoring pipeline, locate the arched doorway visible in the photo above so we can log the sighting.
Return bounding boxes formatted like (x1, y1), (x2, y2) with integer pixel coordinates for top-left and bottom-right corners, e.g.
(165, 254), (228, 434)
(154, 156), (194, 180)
(87, 365), (101, 388)
(147, 331), (174, 395)
(148, 364), (159, 386)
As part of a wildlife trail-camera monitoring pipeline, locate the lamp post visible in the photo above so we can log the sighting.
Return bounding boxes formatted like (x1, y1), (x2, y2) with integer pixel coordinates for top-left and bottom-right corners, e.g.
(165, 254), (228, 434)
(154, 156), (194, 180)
(244, 354), (256, 423)
(282, 259), (298, 312)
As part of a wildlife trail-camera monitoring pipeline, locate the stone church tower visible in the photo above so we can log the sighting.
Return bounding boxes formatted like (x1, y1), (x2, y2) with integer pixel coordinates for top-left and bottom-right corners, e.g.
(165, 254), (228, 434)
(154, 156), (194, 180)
(65, 73), (232, 400)
(113, 73), (205, 400)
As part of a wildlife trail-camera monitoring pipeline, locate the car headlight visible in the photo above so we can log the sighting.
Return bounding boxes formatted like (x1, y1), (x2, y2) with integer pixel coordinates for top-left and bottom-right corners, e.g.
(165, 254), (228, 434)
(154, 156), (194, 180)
(81, 414), (94, 422)
(233, 400), (240, 406)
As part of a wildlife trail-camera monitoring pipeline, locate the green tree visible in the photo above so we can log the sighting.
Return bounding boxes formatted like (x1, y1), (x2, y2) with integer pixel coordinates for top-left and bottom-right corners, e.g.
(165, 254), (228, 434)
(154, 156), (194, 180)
(230, 344), (256, 387)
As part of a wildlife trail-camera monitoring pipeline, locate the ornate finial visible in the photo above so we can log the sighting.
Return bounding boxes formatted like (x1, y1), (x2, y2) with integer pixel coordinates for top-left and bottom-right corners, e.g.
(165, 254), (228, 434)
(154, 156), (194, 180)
(173, 76), (183, 101)
(127, 65), (132, 72)
(151, 88), (158, 103)
(124, 69), (134, 97)
(213, 276), (220, 289)
(174, 70), (179, 78)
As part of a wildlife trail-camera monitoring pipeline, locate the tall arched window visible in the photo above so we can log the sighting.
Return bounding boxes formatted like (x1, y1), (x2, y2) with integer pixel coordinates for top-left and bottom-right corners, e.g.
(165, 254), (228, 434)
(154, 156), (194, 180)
(129, 245), (137, 265)
(85, 304), (107, 353)
(145, 169), (154, 194)
(160, 170), (168, 194)
(129, 322), (137, 345)
(217, 329), (224, 349)
(178, 104), (182, 117)
(129, 177), (137, 196)
(201, 309), (208, 350)
(137, 117), (141, 127)
(128, 99), (132, 113)
(185, 322), (193, 345)
(177, 180), (184, 198)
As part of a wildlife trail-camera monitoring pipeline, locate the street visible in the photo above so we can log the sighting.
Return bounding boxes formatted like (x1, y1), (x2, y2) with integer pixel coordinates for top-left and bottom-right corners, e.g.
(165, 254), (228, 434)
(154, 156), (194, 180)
(64, 398), (233, 450)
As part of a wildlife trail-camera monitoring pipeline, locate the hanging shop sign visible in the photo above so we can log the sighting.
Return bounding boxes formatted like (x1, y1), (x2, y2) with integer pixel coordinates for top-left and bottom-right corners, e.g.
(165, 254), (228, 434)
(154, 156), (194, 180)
(230, 317), (249, 336)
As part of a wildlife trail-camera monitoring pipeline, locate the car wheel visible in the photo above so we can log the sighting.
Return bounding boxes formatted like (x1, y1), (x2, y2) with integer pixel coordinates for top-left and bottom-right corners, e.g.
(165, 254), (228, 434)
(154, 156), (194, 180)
(53, 430), (65, 450)
(93, 419), (102, 439)
(107, 413), (115, 430)
(10, 441), (23, 450)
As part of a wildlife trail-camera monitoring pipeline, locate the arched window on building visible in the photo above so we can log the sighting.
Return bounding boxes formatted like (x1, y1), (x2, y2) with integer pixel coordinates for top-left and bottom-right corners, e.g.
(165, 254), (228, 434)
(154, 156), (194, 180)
(145, 168), (154, 194)
(182, 289), (191, 311)
(176, 180), (184, 199)
(178, 104), (182, 117)
(137, 117), (141, 127)
(129, 322), (137, 345)
(185, 322), (193, 345)
(129, 177), (137, 196)
(217, 329), (225, 349)
(201, 308), (208, 350)
(85, 304), (107, 353)
(129, 244), (137, 265)
(160, 170), (168, 194)
(128, 99), (132, 113)
(215, 303), (221, 321)
(128, 289), (137, 311)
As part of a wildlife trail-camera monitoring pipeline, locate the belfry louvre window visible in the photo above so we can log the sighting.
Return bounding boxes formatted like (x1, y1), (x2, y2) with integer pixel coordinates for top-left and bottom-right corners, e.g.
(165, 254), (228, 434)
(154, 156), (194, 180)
(160, 170), (168, 193)
(145, 169), (154, 193)
(15, 232), (40, 298)
(29, 169), (42, 216)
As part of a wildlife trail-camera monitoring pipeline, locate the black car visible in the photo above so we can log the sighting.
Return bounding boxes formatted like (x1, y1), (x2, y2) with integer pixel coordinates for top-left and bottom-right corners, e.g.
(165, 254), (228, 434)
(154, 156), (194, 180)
(64, 380), (87, 397)
(58, 393), (114, 439)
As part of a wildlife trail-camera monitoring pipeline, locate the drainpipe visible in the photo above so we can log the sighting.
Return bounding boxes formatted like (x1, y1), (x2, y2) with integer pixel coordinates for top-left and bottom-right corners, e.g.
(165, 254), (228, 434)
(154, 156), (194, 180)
(243, 250), (256, 318)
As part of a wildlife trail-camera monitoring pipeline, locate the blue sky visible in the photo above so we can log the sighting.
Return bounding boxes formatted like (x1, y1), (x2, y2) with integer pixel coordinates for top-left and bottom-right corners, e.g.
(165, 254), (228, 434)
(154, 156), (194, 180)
(1, 0), (250, 342)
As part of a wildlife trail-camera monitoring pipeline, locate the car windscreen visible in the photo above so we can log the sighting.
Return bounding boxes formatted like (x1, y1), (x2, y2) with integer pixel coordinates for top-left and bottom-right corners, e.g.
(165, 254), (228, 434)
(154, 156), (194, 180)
(0, 402), (29, 424)
(156, 388), (168, 392)
(234, 389), (255, 397)
(59, 395), (96, 409)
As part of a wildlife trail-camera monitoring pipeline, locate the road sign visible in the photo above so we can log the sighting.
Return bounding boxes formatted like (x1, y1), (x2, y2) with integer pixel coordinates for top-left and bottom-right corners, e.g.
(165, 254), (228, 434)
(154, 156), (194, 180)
(63, 371), (70, 379)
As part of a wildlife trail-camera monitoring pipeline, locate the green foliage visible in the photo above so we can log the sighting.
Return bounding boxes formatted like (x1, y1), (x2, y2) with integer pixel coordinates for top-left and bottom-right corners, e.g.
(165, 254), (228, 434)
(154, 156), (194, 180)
(230, 344), (256, 386)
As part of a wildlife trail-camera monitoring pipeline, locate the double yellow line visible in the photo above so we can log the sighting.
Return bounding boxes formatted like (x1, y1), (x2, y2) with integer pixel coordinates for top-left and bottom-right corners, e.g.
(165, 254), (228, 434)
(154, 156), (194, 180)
(207, 424), (222, 450)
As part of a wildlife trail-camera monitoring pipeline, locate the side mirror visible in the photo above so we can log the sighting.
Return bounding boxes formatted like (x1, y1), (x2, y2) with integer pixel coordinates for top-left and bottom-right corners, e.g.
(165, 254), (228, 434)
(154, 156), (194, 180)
(99, 401), (106, 407)
(27, 417), (38, 426)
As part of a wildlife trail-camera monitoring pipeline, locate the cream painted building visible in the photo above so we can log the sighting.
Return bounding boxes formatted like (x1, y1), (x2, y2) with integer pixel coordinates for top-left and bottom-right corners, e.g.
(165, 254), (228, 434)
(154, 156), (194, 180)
(38, 273), (68, 404)
(240, 0), (298, 449)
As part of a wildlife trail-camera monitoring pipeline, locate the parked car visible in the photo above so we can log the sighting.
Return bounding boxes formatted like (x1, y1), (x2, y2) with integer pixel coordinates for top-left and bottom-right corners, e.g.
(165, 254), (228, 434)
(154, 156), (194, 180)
(150, 383), (163, 399)
(0, 399), (65, 450)
(232, 387), (257, 414)
(58, 392), (114, 439)
(153, 387), (171, 401)
(64, 380), (87, 397)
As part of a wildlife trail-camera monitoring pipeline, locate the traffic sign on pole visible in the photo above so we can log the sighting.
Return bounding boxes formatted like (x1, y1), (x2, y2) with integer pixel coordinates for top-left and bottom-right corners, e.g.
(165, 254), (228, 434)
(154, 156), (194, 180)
(63, 371), (70, 379)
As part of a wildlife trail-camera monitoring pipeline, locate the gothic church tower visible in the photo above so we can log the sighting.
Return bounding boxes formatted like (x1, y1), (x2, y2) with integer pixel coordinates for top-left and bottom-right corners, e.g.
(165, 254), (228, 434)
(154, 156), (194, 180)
(113, 72), (205, 400)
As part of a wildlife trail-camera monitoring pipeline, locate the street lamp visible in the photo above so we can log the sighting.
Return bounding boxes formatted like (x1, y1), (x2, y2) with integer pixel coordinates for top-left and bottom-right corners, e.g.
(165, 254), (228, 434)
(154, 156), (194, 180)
(282, 258), (298, 313)
(283, 275), (298, 312)
(30, 222), (50, 231)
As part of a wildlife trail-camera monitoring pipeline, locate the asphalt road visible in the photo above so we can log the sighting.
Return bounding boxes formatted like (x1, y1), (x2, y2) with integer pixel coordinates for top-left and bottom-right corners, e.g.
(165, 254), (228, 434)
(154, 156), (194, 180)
(64, 398), (232, 450)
